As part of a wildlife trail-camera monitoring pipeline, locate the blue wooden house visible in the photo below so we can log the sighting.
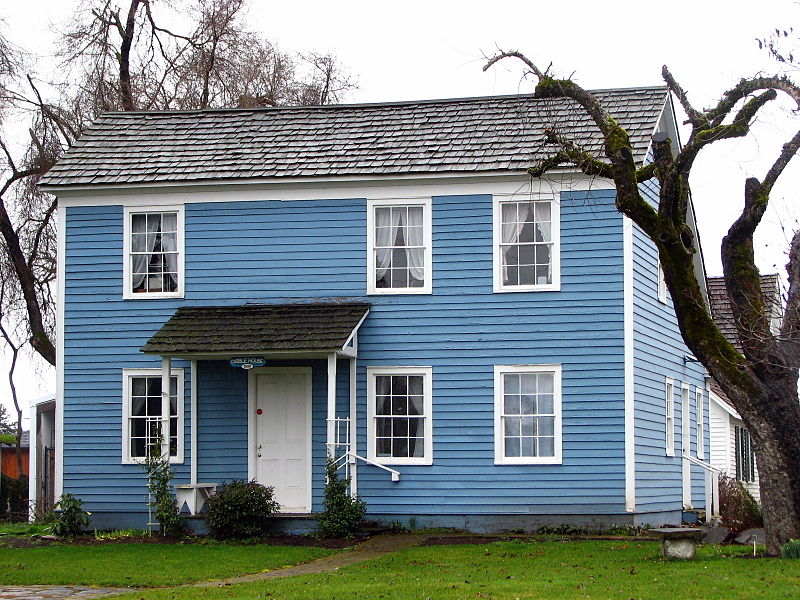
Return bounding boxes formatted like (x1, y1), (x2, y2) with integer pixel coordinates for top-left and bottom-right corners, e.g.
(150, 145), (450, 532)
(41, 89), (713, 532)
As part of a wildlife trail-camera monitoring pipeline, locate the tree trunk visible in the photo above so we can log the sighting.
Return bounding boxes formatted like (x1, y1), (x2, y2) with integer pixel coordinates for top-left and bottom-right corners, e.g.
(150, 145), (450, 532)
(733, 378), (800, 555)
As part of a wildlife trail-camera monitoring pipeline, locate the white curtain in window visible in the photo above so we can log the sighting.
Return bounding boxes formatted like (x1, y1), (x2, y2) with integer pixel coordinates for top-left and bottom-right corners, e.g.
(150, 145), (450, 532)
(374, 208), (403, 280)
(406, 206), (425, 282)
(131, 216), (162, 290)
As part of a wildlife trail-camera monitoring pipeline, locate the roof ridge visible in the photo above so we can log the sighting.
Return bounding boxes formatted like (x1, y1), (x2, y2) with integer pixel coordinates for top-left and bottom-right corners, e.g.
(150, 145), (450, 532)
(97, 87), (669, 117)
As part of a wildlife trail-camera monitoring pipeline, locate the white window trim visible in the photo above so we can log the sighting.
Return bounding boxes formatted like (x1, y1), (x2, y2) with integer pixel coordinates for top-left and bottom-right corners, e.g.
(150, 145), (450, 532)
(366, 366), (433, 465)
(123, 205), (185, 299)
(494, 364), (563, 465)
(121, 368), (185, 464)
(665, 377), (675, 457)
(657, 251), (667, 304)
(366, 198), (432, 295)
(696, 387), (705, 459)
(492, 194), (561, 293)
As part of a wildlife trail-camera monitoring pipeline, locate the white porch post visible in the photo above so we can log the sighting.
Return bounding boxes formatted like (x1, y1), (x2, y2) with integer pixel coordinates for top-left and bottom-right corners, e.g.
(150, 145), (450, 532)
(349, 357), (357, 495)
(327, 353), (337, 458)
(190, 359), (197, 486)
(161, 356), (171, 459)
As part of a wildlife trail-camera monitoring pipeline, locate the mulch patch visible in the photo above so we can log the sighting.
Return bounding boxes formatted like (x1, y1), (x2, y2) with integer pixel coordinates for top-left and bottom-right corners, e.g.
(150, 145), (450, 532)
(0, 533), (361, 549)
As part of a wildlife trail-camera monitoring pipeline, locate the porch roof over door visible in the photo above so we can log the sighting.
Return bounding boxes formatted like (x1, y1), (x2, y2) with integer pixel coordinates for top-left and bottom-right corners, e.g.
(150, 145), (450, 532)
(140, 302), (370, 357)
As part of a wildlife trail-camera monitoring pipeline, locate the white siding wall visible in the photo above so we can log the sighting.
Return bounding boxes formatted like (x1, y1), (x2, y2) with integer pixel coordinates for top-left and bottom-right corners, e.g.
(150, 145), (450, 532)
(709, 395), (760, 503)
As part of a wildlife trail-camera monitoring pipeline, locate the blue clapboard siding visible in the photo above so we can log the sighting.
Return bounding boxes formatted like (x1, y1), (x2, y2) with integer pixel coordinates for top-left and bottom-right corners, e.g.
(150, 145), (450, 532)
(62, 186), (639, 523)
(632, 178), (708, 514)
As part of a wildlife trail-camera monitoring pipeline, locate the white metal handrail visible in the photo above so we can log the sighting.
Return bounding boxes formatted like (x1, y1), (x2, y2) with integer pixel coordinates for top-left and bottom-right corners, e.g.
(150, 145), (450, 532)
(683, 454), (721, 473)
(333, 451), (400, 482)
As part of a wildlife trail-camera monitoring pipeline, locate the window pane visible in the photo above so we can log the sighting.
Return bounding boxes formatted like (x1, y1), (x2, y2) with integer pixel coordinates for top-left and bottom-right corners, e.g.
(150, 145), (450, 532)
(408, 395), (424, 415)
(408, 417), (423, 437)
(390, 267), (409, 288)
(161, 233), (177, 252)
(505, 437), (521, 457)
(376, 395), (391, 415)
(132, 377), (147, 396)
(538, 437), (555, 457)
(518, 244), (536, 266)
(392, 438), (409, 458)
(504, 373), (520, 395)
(538, 374), (554, 394)
(520, 416), (536, 437)
(505, 416), (520, 436)
(520, 437), (535, 457)
(504, 394), (520, 415)
(534, 201), (551, 222)
(503, 245), (520, 267)
(131, 438), (146, 458)
(376, 417), (391, 437)
(411, 438), (424, 457)
(391, 418), (406, 437)
(518, 222), (535, 244)
(538, 394), (554, 414)
(539, 416), (555, 436)
(376, 438), (392, 457)
(391, 376), (407, 395)
(391, 396), (408, 415)
(131, 397), (146, 417)
(520, 394), (535, 415)
(520, 374), (536, 394)
(162, 213), (177, 231)
(408, 376), (423, 396)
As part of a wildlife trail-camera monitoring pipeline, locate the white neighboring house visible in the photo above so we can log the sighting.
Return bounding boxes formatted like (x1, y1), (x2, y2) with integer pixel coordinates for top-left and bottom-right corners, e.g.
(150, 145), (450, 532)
(28, 394), (56, 519)
(708, 382), (759, 501)
(706, 274), (783, 503)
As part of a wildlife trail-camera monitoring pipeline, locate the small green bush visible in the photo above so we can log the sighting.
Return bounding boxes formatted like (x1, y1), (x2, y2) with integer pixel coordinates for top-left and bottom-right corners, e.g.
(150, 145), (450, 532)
(203, 480), (280, 539)
(316, 459), (366, 538)
(718, 474), (762, 533)
(780, 539), (800, 558)
(52, 493), (90, 537)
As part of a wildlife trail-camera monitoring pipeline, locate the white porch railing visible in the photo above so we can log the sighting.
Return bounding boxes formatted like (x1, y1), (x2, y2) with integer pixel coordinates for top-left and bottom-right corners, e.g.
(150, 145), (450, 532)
(332, 451), (400, 483)
(684, 454), (722, 518)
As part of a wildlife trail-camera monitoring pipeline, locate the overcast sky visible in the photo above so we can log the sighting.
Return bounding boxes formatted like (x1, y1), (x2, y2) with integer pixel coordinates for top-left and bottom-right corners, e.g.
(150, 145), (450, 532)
(1, 0), (798, 418)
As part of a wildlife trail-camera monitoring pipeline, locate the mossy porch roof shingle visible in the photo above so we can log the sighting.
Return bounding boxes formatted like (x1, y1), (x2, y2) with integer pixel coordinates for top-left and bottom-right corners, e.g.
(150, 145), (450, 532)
(41, 88), (668, 188)
(141, 303), (370, 355)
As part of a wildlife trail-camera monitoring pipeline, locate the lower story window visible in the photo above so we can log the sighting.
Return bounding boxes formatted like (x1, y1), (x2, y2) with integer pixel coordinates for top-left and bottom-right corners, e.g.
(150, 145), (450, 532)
(122, 368), (184, 463)
(495, 364), (562, 464)
(367, 366), (432, 465)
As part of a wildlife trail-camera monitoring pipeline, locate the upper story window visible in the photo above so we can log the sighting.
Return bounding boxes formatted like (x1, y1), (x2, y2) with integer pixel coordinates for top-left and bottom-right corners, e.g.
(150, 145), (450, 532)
(123, 206), (184, 299)
(494, 364), (562, 465)
(366, 198), (432, 295)
(366, 366), (433, 465)
(493, 195), (560, 292)
(122, 368), (184, 463)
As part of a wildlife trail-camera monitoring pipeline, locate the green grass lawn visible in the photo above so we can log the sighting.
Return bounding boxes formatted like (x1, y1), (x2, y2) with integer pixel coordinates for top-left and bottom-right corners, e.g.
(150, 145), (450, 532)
(119, 540), (800, 600)
(0, 542), (337, 587)
(0, 522), (52, 536)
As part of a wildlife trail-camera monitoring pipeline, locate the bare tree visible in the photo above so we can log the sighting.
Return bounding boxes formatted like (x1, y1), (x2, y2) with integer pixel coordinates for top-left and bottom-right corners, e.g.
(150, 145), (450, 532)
(0, 0), (356, 372)
(485, 50), (800, 555)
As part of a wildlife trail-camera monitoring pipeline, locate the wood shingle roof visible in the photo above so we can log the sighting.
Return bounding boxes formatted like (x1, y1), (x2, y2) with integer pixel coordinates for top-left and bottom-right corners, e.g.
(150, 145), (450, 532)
(41, 88), (668, 188)
(141, 302), (370, 355)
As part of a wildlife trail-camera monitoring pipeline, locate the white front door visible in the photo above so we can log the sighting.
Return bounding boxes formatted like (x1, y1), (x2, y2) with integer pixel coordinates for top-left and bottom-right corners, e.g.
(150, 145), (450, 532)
(252, 369), (311, 513)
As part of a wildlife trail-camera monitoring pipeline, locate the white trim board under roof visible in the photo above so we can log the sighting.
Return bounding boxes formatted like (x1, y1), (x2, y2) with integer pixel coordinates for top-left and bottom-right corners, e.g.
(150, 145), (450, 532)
(41, 88), (669, 190)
